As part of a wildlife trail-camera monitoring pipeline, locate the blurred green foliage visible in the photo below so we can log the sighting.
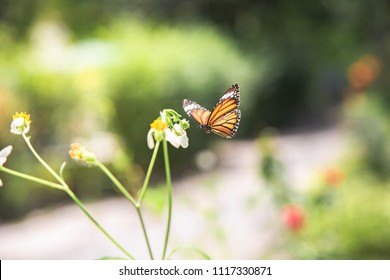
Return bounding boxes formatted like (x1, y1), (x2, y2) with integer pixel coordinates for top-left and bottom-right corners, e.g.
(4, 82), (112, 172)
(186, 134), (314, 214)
(344, 94), (390, 180)
(274, 84), (390, 259)
(0, 15), (259, 220)
(105, 20), (258, 168)
(257, 105), (390, 259)
(3, 0), (388, 129)
(290, 174), (390, 259)
(257, 128), (294, 205)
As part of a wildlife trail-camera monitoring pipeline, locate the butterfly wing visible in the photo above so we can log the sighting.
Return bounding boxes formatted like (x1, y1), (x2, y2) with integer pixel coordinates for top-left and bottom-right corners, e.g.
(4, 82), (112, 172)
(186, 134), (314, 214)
(208, 83), (241, 138)
(210, 108), (241, 139)
(207, 83), (240, 125)
(182, 99), (211, 127)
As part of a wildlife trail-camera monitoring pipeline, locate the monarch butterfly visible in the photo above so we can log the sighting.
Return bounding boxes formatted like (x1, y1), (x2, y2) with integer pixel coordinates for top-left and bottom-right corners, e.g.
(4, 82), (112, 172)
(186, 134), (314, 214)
(182, 83), (241, 139)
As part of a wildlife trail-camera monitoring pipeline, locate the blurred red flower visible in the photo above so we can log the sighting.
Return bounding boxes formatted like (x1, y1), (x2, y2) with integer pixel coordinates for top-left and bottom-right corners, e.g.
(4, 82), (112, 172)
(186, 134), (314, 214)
(282, 204), (305, 233)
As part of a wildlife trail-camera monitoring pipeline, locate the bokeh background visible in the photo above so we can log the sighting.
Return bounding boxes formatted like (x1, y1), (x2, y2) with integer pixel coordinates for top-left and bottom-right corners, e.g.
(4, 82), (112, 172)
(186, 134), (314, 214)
(1, 0), (390, 259)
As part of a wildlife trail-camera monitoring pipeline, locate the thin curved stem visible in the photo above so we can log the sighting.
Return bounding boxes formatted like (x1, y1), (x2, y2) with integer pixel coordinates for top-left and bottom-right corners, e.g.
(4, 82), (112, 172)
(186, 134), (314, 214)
(0, 166), (64, 190)
(135, 207), (154, 260)
(65, 188), (136, 260)
(97, 160), (154, 259)
(97, 161), (137, 207)
(167, 245), (212, 260)
(161, 140), (173, 260)
(137, 141), (160, 204)
(22, 134), (69, 188)
(21, 134), (135, 259)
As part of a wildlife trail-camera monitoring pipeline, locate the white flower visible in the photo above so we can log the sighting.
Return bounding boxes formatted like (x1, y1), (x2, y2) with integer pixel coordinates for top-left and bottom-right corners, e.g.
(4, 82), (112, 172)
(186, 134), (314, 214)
(147, 109), (189, 149)
(165, 124), (189, 149)
(10, 112), (31, 135)
(0, 145), (13, 187)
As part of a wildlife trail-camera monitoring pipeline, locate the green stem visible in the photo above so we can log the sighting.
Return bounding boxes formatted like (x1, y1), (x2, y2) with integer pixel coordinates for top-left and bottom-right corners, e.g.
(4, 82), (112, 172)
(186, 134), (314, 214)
(167, 245), (212, 260)
(22, 134), (68, 188)
(97, 161), (137, 207)
(97, 161), (154, 260)
(0, 166), (64, 190)
(137, 141), (160, 204)
(0, 168), (135, 259)
(64, 188), (136, 260)
(161, 140), (173, 260)
(135, 207), (154, 260)
(20, 134), (135, 259)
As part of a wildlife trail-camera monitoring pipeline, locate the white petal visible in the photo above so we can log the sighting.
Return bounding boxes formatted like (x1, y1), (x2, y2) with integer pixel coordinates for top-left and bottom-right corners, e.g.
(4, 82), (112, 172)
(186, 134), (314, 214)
(173, 123), (185, 134)
(160, 111), (166, 122)
(23, 123), (30, 134)
(13, 118), (24, 126)
(174, 125), (189, 148)
(147, 129), (155, 149)
(0, 178), (2, 187)
(180, 134), (189, 148)
(10, 118), (28, 135)
(0, 146), (12, 158)
(165, 129), (181, 148)
(0, 146), (12, 166)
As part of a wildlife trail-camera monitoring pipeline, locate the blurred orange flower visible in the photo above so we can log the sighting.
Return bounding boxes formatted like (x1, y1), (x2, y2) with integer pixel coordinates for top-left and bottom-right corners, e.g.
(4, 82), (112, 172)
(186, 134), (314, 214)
(323, 167), (344, 187)
(347, 54), (381, 92)
(282, 204), (305, 233)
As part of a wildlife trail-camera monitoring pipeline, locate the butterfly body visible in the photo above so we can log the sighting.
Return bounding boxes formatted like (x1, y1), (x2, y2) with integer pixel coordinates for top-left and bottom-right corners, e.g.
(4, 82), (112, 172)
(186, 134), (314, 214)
(201, 124), (212, 134)
(182, 83), (241, 139)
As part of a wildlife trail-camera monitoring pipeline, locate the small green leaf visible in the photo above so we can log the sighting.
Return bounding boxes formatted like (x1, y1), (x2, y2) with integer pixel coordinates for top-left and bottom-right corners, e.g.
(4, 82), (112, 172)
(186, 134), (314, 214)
(59, 161), (67, 179)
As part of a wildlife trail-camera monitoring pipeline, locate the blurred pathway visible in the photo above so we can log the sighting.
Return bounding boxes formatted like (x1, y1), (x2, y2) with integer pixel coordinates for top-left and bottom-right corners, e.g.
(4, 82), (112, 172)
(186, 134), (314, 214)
(0, 125), (346, 259)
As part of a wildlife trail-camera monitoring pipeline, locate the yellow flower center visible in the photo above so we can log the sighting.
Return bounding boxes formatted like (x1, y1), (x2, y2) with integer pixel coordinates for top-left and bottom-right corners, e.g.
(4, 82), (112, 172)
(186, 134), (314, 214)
(12, 112), (31, 124)
(150, 119), (168, 131)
